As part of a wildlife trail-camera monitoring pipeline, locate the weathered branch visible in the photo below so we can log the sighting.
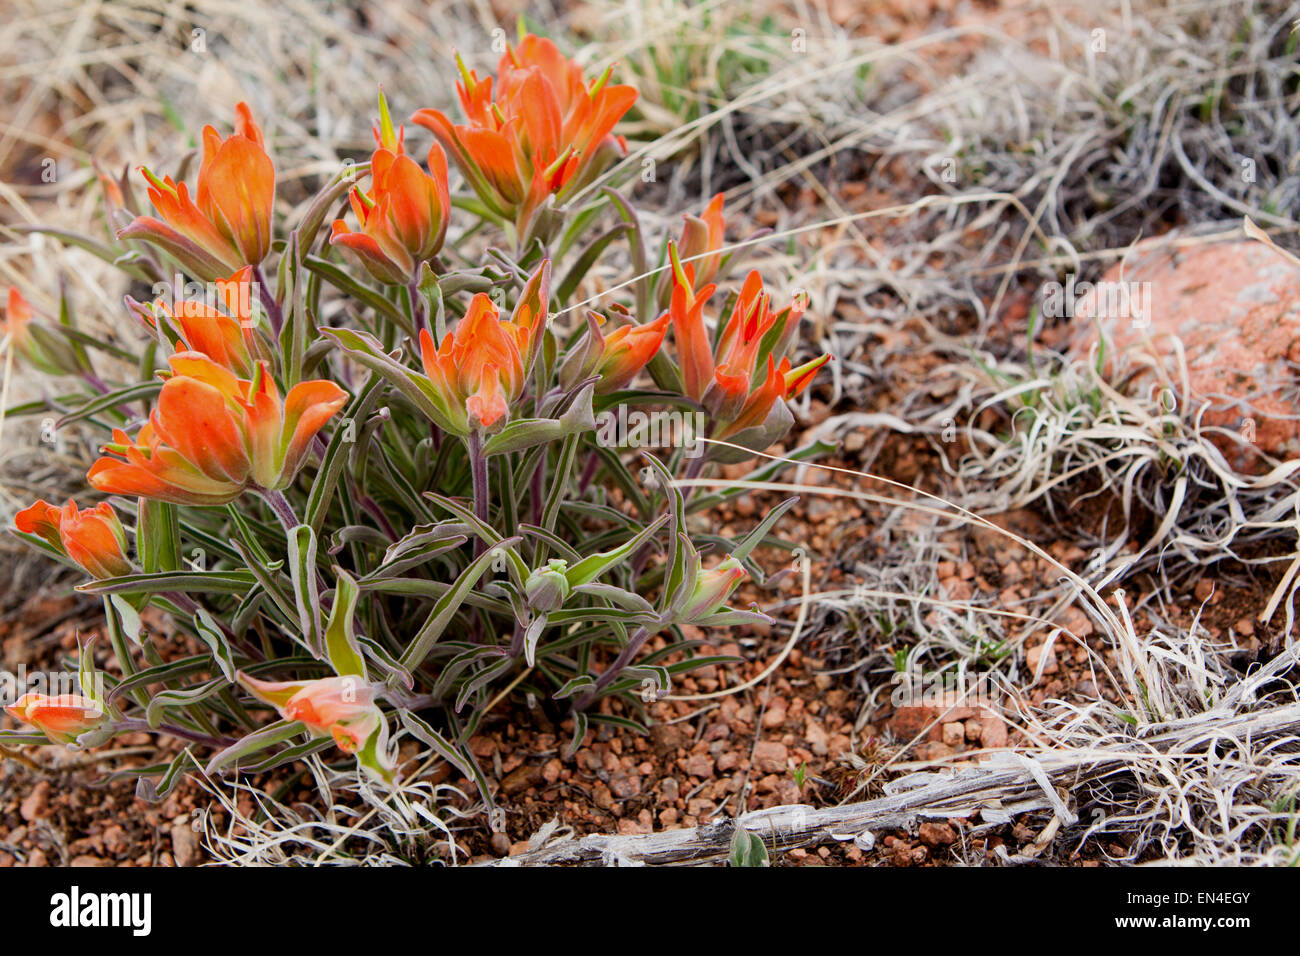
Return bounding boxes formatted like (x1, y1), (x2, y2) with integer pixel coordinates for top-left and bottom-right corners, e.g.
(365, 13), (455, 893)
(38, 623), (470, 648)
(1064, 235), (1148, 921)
(482, 704), (1300, 866)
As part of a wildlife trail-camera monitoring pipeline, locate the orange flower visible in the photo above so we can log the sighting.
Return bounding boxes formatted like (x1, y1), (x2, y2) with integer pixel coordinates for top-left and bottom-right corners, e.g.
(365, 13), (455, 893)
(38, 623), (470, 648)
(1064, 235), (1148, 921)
(671, 193), (726, 300)
(412, 34), (636, 238)
(416, 261), (550, 433)
(562, 310), (671, 395)
(236, 673), (393, 780)
(331, 90), (451, 285)
(419, 293), (526, 432)
(666, 244), (829, 441)
(119, 103), (275, 282)
(239, 674), (379, 751)
(134, 266), (268, 377)
(715, 353), (829, 440)
(87, 353), (347, 506)
(5, 693), (104, 744)
(14, 498), (132, 579)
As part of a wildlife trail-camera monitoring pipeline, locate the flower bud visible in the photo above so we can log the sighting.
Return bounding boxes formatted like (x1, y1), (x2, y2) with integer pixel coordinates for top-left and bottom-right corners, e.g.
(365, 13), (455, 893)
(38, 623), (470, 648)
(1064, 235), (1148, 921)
(5, 693), (105, 744)
(677, 556), (746, 623)
(15, 499), (132, 579)
(525, 559), (572, 612)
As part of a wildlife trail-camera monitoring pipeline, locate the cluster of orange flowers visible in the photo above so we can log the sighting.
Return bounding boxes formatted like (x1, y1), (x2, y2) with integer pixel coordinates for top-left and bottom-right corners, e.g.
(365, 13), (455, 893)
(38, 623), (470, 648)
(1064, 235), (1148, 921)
(4, 34), (829, 762)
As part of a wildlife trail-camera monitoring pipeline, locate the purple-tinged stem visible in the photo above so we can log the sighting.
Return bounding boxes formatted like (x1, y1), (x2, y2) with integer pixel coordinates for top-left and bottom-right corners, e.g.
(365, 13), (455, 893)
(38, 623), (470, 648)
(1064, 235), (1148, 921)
(467, 429), (490, 558)
(573, 624), (653, 712)
(254, 265), (284, 336)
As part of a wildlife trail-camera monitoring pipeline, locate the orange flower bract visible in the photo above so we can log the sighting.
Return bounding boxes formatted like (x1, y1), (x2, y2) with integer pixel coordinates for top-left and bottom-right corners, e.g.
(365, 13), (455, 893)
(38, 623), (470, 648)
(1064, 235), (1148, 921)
(331, 90), (451, 285)
(5, 694), (104, 745)
(119, 103), (275, 282)
(412, 34), (637, 238)
(418, 293), (527, 432)
(14, 498), (132, 579)
(666, 244), (830, 440)
(136, 266), (268, 378)
(87, 353), (347, 506)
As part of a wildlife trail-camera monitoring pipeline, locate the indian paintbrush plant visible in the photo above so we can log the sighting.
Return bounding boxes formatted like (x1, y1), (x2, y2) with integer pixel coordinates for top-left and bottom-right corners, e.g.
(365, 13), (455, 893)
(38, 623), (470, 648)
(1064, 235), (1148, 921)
(2, 33), (830, 812)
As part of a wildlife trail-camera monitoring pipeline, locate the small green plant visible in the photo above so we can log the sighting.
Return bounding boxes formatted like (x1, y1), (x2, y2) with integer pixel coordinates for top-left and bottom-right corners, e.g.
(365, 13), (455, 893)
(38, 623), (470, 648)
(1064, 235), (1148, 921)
(728, 825), (770, 867)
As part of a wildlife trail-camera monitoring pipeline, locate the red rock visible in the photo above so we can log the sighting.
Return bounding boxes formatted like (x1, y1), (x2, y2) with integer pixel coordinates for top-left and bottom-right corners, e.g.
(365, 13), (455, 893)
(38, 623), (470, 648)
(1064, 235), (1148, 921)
(716, 751), (744, 772)
(1068, 239), (1300, 466)
(804, 717), (830, 756)
(753, 741), (789, 774)
(827, 733), (852, 756)
(608, 772), (641, 799)
(687, 797), (715, 817)
(500, 763), (544, 796)
(1027, 641), (1059, 675)
(980, 715), (1009, 748)
(683, 754), (715, 778)
(887, 693), (986, 742)
(20, 781), (49, 822)
(914, 741), (955, 761)
(170, 821), (198, 867)
(918, 822), (957, 847)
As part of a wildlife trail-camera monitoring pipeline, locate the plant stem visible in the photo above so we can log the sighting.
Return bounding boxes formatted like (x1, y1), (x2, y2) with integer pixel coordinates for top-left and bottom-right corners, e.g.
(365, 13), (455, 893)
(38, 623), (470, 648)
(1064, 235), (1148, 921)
(576, 450), (600, 496)
(573, 624), (654, 712)
(261, 488), (300, 534)
(680, 448), (708, 503)
(467, 429), (490, 556)
(80, 371), (109, 394)
(162, 590), (258, 658)
(254, 265), (284, 336)
(116, 718), (235, 749)
(407, 276), (427, 333)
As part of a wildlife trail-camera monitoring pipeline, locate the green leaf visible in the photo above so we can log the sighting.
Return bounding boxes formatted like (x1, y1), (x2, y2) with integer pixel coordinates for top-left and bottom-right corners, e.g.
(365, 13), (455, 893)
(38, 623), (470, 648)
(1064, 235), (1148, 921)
(136, 499), (180, 575)
(322, 326), (458, 432)
(13, 225), (157, 281)
(729, 496), (799, 563)
(136, 750), (202, 803)
(295, 163), (370, 255)
(194, 608), (237, 682)
(145, 677), (228, 729)
(306, 376), (382, 533)
(205, 719), (307, 774)
(287, 524), (323, 652)
(324, 568), (366, 679)
(729, 827), (769, 867)
(564, 513), (668, 588)
(79, 570), (255, 597)
(305, 256), (410, 330)
(397, 538), (521, 670)
(109, 594), (145, 645)
(557, 222), (629, 303)
(553, 674), (596, 700)
(54, 381), (161, 427)
(481, 382), (596, 456)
